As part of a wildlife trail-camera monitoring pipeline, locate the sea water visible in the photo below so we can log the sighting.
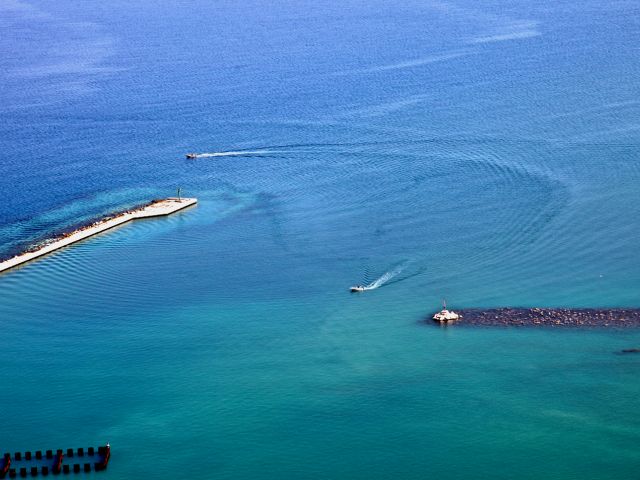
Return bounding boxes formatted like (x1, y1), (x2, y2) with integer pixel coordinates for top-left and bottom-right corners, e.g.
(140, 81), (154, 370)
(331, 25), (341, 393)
(1, 1), (639, 478)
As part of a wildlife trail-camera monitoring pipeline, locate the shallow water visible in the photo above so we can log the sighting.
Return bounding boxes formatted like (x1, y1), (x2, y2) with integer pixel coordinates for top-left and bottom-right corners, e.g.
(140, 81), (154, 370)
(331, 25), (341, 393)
(1, 0), (640, 478)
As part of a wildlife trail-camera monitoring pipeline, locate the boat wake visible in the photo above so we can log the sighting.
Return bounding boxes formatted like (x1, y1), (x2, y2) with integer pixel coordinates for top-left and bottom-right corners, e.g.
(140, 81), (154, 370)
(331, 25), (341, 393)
(363, 265), (405, 290)
(191, 150), (277, 158)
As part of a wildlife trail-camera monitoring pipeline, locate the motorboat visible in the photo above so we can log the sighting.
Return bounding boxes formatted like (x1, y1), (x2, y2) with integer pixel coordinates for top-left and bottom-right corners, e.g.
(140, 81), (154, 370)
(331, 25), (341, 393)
(185, 153), (198, 159)
(432, 301), (459, 323)
(350, 285), (366, 293)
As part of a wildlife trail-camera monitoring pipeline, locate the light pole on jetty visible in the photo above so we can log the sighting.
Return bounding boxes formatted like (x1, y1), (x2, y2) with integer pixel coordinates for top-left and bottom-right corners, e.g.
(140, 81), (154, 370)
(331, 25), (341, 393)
(177, 187), (182, 201)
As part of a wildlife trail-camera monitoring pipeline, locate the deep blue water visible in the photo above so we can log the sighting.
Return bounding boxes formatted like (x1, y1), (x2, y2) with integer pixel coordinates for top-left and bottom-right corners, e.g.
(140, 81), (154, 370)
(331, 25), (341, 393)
(1, 1), (640, 478)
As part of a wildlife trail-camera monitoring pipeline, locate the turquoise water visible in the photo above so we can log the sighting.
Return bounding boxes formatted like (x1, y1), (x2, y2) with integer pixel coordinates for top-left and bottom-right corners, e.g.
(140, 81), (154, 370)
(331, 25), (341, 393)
(2, 0), (640, 478)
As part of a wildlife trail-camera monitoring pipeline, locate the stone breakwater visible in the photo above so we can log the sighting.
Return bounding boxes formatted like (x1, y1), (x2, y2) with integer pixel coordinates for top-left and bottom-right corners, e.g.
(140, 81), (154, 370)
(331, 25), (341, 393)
(445, 308), (640, 327)
(0, 197), (197, 274)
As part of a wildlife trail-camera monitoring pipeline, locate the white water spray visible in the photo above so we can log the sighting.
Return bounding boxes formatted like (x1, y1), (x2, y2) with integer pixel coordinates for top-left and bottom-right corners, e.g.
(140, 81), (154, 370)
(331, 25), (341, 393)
(363, 265), (405, 290)
(194, 150), (276, 158)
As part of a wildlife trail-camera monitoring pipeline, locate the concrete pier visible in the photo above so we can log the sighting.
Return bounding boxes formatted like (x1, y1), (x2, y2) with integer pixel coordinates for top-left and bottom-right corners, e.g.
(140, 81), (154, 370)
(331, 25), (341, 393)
(0, 197), (197, 274)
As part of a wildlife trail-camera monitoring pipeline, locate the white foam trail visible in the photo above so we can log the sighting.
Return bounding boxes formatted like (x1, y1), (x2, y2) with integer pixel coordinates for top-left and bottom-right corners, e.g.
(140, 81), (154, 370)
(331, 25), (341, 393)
(364, 265), (405, 290)
(468, 29), (539, 44)
(334, 51), (472, 75)
(195, 150), (276, 158)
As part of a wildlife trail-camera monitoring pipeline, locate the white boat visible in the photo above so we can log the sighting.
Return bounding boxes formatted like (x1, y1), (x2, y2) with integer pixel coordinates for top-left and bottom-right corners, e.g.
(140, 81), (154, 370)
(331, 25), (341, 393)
(350, 285), (366, 292)
(186, 153), (198, 159)
(432, 301), (459, 322)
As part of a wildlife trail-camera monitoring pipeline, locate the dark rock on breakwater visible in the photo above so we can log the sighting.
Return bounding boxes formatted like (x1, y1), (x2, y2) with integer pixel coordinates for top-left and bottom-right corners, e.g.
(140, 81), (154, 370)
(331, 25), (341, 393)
(442, 308), (640, 327)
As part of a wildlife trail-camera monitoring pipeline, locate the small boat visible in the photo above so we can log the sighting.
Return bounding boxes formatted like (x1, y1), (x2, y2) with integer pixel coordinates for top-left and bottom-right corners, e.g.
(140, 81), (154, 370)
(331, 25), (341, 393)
(350, 285), (366, 293)
(432, 300), (459, 323)
(185, 153), (198, 159)
(53, 451), (63, 474)
(95, 444), (111, 471)
(1, 454), (10, 477)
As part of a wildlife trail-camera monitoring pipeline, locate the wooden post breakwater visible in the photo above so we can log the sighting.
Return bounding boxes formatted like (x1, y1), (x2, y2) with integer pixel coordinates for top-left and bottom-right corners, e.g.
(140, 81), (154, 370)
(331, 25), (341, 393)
(0, 445), (110, 477)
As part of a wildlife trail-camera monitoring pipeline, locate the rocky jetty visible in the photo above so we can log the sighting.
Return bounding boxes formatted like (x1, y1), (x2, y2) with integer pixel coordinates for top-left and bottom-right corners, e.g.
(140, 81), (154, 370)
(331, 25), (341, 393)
(443, 308), (640, 327)
(0, 198), (197, 274)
